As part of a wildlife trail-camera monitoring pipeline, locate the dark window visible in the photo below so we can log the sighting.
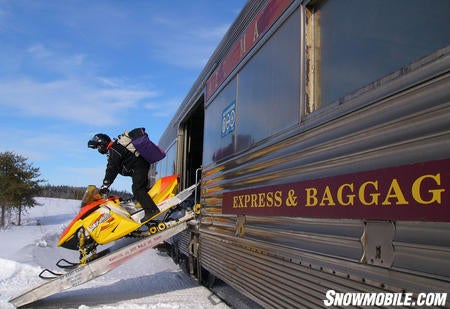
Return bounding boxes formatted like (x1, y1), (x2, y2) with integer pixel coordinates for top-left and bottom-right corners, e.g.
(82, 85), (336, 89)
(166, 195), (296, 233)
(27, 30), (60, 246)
(309, 0), (450, 107)
(237, 10), (301, 149)
(204, 79), (237, 163)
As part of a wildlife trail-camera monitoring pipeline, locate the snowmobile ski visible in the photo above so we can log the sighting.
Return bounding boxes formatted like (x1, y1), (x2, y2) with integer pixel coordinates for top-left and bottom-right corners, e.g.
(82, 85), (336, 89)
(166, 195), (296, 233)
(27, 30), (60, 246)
(38, 268), (64, 280)
(47, 207), (194, 276)
(56, 258), (81, 270)
(9, 212), (194, 308)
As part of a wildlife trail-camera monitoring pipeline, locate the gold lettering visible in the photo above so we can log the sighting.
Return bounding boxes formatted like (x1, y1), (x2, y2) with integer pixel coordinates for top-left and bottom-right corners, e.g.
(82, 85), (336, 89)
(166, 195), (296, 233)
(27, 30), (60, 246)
(382, 179), (408, 205)
(239, 195), (247, 207)
(258, 193), (266, 207)
(233, 191), (284, 209)
(359, 181), (380, 206)
(251, 194), (258, 207)
(232, 170), (447, 211)
(337, 183), (355, 206)
(274, 190), (282, 207)
(319, 186), (336, 206)
(253, 20), (259, 42)
(240, 35), (246, 56)
(305, 188), (318, 207)
(266, 192), (274, 207)
(412, 174), (445, 204)
(244, 195), (251, 207)
(286, 189), (298, 207)
(233, 195), (247, 208)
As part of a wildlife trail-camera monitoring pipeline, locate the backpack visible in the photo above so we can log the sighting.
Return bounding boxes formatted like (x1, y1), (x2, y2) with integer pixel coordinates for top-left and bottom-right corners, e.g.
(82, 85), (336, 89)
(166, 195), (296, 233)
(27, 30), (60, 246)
(117, 128), (166, 164)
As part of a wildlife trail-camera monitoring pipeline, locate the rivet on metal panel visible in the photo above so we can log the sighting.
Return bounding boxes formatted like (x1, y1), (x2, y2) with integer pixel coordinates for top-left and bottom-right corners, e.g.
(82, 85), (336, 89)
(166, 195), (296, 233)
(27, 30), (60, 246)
(235, 215), (246, 237)
(360, 221), (395, 267)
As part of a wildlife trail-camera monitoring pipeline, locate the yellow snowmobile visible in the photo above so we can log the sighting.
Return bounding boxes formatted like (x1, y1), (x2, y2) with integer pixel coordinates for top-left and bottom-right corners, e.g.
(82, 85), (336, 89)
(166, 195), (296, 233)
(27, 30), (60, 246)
(57, 174), (190, 264)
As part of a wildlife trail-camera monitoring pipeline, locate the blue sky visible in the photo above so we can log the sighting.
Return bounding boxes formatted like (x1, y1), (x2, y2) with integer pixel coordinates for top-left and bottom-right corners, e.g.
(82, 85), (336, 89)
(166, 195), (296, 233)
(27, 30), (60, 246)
(0, 0), (246, 192)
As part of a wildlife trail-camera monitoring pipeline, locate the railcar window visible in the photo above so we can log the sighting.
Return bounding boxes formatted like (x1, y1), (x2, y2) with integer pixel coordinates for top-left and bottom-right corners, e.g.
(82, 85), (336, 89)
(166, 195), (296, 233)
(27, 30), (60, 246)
(156, 143), (177, 177)
(204, 79), (237, 163)
(307, 0), (450, 110)
(237, 10), (301, 149)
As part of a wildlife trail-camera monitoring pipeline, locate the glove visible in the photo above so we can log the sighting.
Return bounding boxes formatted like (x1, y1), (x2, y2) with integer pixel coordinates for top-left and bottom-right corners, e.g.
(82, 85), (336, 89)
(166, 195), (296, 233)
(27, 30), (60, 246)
(99, 185), (110, 196)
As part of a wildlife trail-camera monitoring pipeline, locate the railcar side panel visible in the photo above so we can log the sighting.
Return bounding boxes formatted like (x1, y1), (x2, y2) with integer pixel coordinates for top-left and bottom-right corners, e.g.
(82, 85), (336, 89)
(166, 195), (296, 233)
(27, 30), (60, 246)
(157, 0), (450, 307)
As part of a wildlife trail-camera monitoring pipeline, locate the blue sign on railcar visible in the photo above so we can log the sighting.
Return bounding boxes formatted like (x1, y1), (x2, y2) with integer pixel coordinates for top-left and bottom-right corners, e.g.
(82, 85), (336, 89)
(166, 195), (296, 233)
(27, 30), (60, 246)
(221, 100), (236, 137)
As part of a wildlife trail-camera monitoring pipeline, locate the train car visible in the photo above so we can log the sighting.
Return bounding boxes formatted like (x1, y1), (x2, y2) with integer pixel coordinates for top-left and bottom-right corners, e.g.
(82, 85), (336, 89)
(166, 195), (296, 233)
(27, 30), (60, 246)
(156, 0), (450, 307)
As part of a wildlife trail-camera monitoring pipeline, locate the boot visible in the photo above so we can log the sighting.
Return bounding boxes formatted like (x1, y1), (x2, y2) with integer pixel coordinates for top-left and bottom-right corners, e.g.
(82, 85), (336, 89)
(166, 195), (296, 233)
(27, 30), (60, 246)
(140, 207), (160, 223)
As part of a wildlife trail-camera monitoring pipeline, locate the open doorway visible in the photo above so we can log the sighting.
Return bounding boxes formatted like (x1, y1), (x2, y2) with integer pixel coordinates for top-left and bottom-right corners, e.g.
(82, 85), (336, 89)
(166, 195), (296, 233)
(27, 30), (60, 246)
(180, 98), (204, 188)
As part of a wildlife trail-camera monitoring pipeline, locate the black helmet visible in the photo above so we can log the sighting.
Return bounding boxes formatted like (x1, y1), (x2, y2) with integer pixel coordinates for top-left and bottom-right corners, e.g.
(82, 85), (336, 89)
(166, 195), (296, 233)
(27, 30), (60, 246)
(88, 133), (111, 154)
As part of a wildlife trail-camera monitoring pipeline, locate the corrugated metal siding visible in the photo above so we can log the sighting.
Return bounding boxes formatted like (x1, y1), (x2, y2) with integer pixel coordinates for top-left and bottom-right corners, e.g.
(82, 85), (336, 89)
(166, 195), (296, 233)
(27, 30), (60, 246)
(200, 231), (449, 308)
(170, 229), (191, 257)
(394, 221), (450, 278)
(198, 50), (450, 307)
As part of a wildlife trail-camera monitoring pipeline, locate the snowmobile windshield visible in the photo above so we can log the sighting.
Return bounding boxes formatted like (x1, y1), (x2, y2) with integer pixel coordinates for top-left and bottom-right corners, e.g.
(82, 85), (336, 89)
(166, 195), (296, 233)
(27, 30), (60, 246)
(80, 185), (101, 207)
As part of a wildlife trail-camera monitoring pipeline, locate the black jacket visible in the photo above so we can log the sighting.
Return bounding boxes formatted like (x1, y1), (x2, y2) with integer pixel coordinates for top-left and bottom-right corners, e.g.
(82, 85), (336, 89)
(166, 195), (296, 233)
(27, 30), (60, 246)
(103, 141), (149, 187)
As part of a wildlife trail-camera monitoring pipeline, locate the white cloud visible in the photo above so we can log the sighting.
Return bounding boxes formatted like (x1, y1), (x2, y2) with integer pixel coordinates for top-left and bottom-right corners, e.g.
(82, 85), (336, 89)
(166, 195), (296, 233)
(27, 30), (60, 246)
(0, 127), (84, 160)
(27, 44), (53, 59)
(195, 24), (230, 40)
(0, 42), (161, 126)
(25, 43), (91, 79)
(143, 98), (181, 118)
(0, 77), (158, 126)
(96, 77), (122, 88)
(146, 13), (231, 69)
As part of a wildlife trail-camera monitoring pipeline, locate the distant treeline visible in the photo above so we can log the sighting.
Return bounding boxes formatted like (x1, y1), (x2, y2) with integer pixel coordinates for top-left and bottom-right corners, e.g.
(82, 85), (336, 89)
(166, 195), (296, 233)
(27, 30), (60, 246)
(39, 184), (132, 200)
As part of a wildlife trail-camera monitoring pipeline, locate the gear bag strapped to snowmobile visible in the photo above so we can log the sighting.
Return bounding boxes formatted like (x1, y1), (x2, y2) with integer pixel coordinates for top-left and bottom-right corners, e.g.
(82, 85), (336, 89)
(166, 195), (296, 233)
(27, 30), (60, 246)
(117, 128), (166, 164)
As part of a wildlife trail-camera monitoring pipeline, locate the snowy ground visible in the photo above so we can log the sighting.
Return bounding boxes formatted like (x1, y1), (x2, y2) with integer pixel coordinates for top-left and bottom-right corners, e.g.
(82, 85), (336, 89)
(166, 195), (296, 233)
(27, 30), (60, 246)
(0, 197), (230, 309)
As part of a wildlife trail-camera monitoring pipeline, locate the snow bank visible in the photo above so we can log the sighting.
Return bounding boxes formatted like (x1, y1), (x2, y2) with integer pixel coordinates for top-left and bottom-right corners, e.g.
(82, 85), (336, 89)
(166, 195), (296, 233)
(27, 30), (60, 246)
(0, 198), (229, 308)
(0, 259), (42, 302)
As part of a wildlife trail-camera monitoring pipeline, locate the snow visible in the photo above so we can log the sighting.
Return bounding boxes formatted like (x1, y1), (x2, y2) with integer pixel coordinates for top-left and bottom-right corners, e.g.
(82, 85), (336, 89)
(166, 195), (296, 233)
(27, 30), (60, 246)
(0, 198), (230, 308)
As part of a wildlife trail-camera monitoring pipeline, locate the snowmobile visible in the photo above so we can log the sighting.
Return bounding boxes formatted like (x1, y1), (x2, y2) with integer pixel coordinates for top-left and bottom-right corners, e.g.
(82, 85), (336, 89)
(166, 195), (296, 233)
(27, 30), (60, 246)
(57, 174), (196, 265)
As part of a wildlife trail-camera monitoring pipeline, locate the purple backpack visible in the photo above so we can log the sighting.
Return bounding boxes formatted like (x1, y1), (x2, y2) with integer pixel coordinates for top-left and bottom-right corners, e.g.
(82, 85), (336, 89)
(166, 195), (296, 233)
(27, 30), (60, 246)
(126, 128), (166, 164)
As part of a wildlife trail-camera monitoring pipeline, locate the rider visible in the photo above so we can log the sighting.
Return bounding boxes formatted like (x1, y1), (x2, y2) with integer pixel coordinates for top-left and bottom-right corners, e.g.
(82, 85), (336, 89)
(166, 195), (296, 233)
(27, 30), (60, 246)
(88, 133), (160, 223)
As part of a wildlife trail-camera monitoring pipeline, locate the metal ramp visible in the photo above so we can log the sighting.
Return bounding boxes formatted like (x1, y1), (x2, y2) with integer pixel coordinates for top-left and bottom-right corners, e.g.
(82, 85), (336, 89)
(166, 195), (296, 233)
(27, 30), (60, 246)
(9, 213), (193, 308)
